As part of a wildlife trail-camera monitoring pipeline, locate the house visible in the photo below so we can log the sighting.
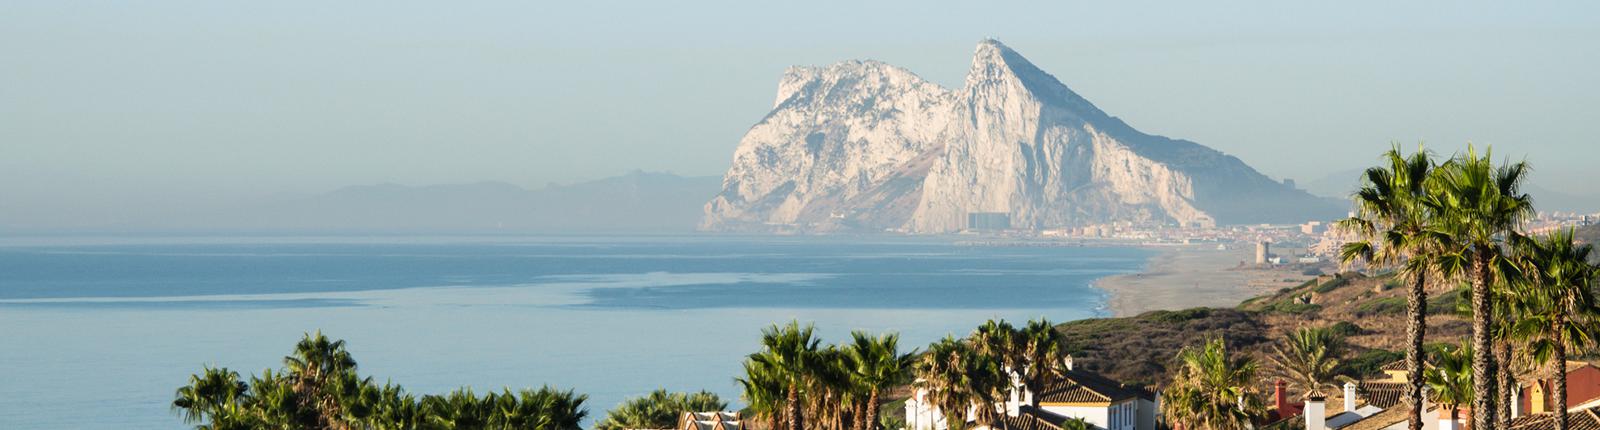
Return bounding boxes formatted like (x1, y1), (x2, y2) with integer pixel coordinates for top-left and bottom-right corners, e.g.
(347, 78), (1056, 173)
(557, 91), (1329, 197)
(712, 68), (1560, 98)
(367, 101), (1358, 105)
(1517, 362), (1600, 418)
(1509, 404), (1600, 430)
(672, 411), (741, 430)
(906, 357), (1157, 430)
(1300, 383), (1446, 430)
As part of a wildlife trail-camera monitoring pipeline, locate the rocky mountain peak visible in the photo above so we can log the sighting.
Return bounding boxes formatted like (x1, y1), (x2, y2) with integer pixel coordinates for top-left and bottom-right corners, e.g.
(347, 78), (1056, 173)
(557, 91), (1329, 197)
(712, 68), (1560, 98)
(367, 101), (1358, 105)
(704, 40), (1342, 233)
(965, 39), (1110, 124)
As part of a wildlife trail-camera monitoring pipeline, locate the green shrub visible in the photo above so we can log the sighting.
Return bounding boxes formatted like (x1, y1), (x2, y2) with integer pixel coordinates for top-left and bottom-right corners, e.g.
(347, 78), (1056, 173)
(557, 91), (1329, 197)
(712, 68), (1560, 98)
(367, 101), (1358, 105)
(1149, 308), (1211, 324)
(1314, 276), (1350, 294)
(1353, 297), (1407, 317)
(1339, 348), (1404, 378)
(1329, 321), (1362, 337)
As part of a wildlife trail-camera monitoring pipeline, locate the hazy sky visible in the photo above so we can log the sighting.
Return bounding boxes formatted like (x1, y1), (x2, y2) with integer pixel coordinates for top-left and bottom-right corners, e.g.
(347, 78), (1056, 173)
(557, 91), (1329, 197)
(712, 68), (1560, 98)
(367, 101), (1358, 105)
(4, 1), (1598, 227)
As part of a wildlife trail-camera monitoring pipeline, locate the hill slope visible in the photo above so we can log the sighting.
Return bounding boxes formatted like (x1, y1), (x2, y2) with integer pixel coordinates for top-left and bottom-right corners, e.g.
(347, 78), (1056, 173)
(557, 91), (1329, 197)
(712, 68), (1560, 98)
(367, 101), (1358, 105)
(1051, 272), (1471, 388)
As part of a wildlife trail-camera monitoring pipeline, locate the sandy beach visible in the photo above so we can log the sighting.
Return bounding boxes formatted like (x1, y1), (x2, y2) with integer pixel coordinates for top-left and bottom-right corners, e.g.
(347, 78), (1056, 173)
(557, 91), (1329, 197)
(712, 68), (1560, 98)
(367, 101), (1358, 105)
(1096, 245), (1315, 317)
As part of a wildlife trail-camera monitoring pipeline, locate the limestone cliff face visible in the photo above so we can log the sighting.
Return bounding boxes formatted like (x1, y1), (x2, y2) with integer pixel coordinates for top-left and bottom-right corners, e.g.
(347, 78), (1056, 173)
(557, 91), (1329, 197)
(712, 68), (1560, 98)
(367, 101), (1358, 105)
(701, 60), (953, 232)
(703, 40), (1340, 233)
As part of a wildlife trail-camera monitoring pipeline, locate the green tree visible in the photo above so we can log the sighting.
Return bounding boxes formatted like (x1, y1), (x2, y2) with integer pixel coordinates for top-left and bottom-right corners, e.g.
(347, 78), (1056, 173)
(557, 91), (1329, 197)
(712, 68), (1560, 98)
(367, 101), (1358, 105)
(1511, 229), (1599, 430)
(1426, 145), (1534, 430)
(738, 358), (787, 430)
(753, 321), (822, 430)
(914, 336), (1005, 430)
(1162, 338), (1263, 430)
(1338, 145), (1442, 430)
(174, 332), (588, 430)
(172, 366), (256, 430)
(284, 331), (360, 429)
(844, 331), (915, 430)
(595, 389), (726, 430)
(1425, 342), (1475, 425)
(1264, 326), (1349, 399)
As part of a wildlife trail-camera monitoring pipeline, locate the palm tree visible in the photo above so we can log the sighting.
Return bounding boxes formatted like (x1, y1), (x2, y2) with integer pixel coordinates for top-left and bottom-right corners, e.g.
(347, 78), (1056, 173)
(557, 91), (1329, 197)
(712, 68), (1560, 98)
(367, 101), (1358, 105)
(1426, 145), (1534, 430)
(595, 389), (721, 430)
(914, 336), (1005, 430)
(1264, 326), (1348, 399)
(1490, 283), (1522, 430)
(738, 358), (787, 430)
(249, 368), (311, 429)
(173, 366), (250, 428)
(1510, 229), (1599, 430)
(805, 346), (852, 430)
(1425, 342), (1475, 427)
(971, 319), (1070, 411)
(1162, 338), (1262, 430)
(1338, 145), (1441, 430)
(844, 331), (915, 430)
(284, 330), (360, 429)
(755, 321), (822, 430)
(1014, 319), (1069, 408)
(498, 386), (589, 430)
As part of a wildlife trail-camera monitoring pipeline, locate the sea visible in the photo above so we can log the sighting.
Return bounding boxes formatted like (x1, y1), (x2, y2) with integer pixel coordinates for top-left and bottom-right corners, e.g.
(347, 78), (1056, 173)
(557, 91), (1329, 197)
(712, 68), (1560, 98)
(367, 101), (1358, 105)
(0, 235), (1150, 429)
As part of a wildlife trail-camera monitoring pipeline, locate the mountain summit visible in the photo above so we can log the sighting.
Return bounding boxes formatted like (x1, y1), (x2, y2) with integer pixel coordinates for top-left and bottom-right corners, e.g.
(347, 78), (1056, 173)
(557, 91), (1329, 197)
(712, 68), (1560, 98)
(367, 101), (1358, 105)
(703, 40), (1340, 233)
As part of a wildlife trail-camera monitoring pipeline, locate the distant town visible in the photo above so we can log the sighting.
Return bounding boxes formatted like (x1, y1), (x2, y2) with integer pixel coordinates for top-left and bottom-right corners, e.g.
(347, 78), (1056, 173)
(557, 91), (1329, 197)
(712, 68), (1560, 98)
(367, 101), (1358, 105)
(947, 210), (1599, 265)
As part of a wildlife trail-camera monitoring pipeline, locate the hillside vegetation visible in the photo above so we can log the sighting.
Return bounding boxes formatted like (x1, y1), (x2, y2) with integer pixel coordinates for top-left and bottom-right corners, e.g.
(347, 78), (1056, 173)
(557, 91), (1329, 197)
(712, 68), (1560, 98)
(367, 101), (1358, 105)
(1052, 272), (1472, 387)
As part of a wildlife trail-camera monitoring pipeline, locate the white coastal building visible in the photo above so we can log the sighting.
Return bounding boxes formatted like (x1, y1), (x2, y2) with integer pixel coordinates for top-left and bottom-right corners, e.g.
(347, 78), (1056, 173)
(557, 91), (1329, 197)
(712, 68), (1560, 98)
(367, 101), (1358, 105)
(906, 359), (1157, 430)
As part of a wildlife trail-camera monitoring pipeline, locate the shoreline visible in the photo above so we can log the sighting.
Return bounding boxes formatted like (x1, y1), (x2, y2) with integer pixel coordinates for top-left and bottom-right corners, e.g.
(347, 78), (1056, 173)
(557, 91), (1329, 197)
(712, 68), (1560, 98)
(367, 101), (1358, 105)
(1095, 245), (1312, 317)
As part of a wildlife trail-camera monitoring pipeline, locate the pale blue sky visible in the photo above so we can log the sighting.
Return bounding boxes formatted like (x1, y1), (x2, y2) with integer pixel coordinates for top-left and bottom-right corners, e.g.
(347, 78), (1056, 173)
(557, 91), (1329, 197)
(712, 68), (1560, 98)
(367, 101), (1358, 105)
(3, 1), (1598, 226)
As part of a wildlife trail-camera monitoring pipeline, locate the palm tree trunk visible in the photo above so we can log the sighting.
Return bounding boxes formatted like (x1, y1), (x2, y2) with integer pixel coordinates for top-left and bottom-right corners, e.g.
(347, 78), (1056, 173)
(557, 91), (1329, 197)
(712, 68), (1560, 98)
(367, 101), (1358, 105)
(788, 383), (802, 430)
(1554, 315), (1569, 430)
(1407, 271), (1428, 430)
(1471, 252), (1497, 430)
(1499, 341), (1514, 430)
(865, 390), (881, 430)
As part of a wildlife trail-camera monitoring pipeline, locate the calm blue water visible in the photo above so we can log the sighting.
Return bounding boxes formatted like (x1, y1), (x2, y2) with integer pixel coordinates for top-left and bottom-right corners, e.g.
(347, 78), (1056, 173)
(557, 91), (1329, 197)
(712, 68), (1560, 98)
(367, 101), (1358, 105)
(0, 235), (1149, 429)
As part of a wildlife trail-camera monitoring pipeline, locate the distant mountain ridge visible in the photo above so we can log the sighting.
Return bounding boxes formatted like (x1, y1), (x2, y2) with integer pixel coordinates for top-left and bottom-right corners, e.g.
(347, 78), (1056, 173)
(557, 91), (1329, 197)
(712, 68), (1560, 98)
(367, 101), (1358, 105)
(703, 40), (1342, 233)
(134, 171), (722, 233)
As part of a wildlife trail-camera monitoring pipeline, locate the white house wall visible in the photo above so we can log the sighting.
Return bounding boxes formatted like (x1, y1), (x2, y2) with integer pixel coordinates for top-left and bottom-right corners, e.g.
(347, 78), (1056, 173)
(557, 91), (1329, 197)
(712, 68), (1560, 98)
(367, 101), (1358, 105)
(1040, 405), (1111, 430)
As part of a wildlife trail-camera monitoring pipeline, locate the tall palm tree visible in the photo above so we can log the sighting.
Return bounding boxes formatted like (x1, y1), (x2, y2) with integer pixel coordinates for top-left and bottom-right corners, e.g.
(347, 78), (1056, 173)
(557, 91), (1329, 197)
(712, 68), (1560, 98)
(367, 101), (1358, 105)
(1014, 319), (1069, 408)
(285, 331), (360, 429)
(1510, 229), (1599, 430)
(1162, 338), (1262, 430)
(755, 321), (822, 430)
(1427, 145), (1534, 430)
(809, 346), (854, 430)
(1264, 326), (1348, 399)
(1425, 341), (1475, 427)
(971, 319), (1022, 423)
(844, 331), (915, 430)
(738, 358), (787, 430)
(1338, 145), (1441, 430)
(914, 336), (1005, 430)
(971, 319), (1070, 411)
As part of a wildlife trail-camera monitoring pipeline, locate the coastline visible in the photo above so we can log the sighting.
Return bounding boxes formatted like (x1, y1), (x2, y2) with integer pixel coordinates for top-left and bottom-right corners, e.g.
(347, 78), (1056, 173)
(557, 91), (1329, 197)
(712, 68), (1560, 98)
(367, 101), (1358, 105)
(1095, 245), (1310, 317)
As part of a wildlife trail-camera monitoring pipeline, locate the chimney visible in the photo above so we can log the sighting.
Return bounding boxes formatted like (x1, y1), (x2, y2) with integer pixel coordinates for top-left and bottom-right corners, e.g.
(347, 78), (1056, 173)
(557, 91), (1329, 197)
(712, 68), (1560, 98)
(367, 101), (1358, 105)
(1275, 380), (1289, 415)
(1305, 396), (1326, 430)
(1064, 355), (1074, 371)
(1439, 408), (1464, 430)
(1422, 387), (1439, 430)
(1344, 382), (1358, 412)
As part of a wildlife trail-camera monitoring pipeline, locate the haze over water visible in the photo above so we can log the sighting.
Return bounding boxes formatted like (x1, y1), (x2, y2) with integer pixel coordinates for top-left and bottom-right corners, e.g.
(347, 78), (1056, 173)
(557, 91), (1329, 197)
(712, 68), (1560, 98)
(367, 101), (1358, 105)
(0, 235), (1148, 429)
